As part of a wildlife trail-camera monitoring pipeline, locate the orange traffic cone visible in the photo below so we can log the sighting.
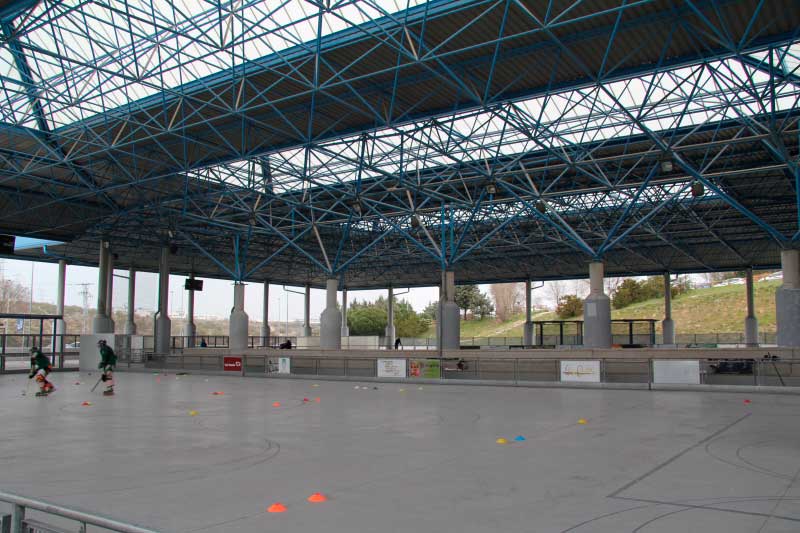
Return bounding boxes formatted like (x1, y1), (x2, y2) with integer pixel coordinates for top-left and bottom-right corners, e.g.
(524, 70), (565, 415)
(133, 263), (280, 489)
(267, 503), (287, 513)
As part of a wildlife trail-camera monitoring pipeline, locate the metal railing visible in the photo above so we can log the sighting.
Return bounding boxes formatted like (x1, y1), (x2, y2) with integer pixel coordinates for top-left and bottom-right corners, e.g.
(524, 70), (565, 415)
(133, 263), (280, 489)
(667, 332), (778, 345)
(137, 324), (783, 353)
(0, 353), (79, 374)
(133, 320), (655, 352)
(0, 491), (160, 533)
(0, 332), (81, 373)
(160, 335), (296, 350)
(4, 328), (774, 363)
(0, 334), (81, 354)
(138, 353), (800, 388)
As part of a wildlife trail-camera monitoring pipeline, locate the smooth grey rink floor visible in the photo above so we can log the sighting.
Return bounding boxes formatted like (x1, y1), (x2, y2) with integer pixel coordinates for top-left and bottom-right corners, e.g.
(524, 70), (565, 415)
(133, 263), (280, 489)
(2, 373), (800, 533)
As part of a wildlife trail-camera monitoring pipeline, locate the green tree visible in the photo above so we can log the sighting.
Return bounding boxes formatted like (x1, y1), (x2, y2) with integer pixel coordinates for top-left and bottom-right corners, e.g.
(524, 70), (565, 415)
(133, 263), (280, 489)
(455, 285), (482, 319)
(347, 298), (431, 337)
(556, 294), (583, 319)
(421, 301), (438, 320)
(473, 293), (495, 319)
(612, 276), (692, 309)
(347, 305), (387, 336)
(612, 279), (645, 309)
(394, 301), (431, 337)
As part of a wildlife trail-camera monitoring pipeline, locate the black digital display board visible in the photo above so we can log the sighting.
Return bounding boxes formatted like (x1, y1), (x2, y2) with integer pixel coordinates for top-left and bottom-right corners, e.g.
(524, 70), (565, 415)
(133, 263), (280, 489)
(0, 235), (15, 255)
(185, 278), (203, 291)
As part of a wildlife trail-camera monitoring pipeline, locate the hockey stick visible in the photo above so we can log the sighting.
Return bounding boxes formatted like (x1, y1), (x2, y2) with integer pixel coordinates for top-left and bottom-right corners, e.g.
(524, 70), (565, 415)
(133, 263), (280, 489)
(90, 375), (104, 392)
(23, 376), (35, 396)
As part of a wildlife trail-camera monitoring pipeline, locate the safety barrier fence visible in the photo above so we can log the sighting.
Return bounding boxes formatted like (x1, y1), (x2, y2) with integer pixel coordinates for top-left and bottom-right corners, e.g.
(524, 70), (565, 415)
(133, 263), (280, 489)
(166, 335), (296, 349)
(137, 353), (800, 388)
(406, 331), (779, 349)
(146, 319), (658, 350)
(0, 490), (159, 533)
(0, 329), (777, 359)
(159, 333), (778, 351)
(0, 334), (81, 354)
(163, 328), (778, 351)
(0, 354), (79, 373)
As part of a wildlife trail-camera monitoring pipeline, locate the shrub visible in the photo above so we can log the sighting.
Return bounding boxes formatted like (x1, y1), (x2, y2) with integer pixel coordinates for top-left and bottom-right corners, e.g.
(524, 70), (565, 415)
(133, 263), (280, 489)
(556, 294), (583, 318)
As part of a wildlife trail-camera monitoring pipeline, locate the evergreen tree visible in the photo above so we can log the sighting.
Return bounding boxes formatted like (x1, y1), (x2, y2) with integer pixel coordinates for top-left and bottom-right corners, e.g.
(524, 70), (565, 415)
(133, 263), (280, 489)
(455, 285), (482, 319)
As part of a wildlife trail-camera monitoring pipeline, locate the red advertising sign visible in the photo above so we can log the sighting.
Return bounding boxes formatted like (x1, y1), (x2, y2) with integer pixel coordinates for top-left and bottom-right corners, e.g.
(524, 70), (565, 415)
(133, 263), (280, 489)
(223, 356), (243, 372)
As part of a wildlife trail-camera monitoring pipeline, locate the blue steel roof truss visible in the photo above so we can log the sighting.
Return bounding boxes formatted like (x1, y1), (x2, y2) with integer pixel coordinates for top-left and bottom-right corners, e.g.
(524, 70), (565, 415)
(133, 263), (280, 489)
(0, 0), (797, 288)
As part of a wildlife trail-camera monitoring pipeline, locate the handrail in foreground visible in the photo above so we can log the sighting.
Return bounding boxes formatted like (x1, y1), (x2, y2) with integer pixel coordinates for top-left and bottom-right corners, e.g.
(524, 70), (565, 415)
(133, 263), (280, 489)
(0, 490), (160, 533)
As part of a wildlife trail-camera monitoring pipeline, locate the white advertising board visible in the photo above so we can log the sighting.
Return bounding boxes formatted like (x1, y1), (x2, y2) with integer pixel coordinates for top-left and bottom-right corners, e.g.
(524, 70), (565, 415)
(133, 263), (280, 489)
(377, 358), (406, 378)
(560, 360), (601, 383)
(130, 335), (144, 351)
(653, 360), (700, 384)
(79, 334), (120, 371)
(278, 357), (291, 374)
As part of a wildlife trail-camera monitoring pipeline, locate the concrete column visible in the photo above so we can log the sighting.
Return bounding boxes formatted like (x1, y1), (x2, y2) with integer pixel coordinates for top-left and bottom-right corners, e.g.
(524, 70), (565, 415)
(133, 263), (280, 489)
(776, 250), (800, 347)
(340, 288), (350, 337)
(105, 251), (115, 332)
(92, 241), (113, 333)
(662, 273), (675, 345)
(583, 262), (612, 348)
(154, 247), (171, 354)
(53, 260), (66, 352)
(302, 283), (312, 337)
(436, 283), (442, 347)
(523, 279), (534, 346)
(744, 268), (758, 346)
(320, 279), (342, 349)
(185, 273), (196, 347)
(440, 270), (460, 350)
(261, 282), (270, 345)
(385, 286), (396, 349)
(229, 282), (249, 351)
(124, 268), (137, 335)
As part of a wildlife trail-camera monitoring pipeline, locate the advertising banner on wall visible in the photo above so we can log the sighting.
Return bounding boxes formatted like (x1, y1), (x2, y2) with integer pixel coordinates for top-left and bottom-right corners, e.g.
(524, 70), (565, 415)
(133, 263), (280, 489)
(278, 357), (290, 374)
(409, 359), (441, 378)
(653, 360), (700, 384)
(377, 358), (406, 378)
(223, 356), (243, 372)
(560, 360), (601, 383)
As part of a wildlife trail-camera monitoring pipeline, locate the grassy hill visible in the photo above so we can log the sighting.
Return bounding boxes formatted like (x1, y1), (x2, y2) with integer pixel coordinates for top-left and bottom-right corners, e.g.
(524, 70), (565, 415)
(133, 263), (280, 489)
(605, 280), (779, 333)
(425, 280), (782, 338)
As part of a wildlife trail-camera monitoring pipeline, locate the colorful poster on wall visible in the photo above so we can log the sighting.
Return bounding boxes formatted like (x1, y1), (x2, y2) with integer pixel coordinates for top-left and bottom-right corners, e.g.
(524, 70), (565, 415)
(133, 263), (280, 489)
(409, 359), (440, 379)
(377, 358), (406, 378)
(560, 360), (601, 382)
